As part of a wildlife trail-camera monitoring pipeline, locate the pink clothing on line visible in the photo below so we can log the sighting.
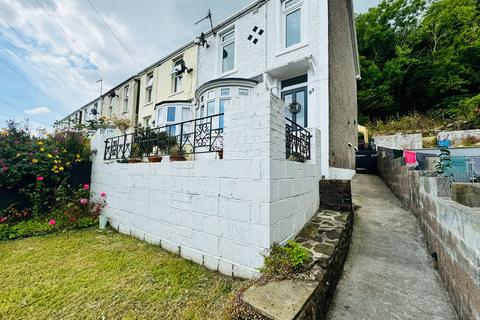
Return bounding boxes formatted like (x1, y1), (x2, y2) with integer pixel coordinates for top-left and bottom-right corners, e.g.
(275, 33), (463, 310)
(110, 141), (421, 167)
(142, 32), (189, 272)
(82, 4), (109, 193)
(404, 150), (417, 164)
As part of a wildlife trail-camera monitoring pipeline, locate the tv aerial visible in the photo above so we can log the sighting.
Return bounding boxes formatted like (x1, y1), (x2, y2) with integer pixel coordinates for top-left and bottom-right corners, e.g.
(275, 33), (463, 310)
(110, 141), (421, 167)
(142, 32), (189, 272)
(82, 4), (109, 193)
(195, 9), (215, 36)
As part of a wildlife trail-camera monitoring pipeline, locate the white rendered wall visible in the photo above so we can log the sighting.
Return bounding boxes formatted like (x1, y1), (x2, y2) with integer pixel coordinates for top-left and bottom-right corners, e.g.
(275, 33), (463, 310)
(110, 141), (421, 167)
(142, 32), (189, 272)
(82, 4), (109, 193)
(91, 85), (324, 278)
(197, 0), (331, 177)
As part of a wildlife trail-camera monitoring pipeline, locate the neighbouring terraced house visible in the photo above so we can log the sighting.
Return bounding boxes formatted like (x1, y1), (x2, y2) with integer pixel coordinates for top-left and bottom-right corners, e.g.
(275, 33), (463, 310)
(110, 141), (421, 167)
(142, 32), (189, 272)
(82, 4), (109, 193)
(56, 0), (360, 278)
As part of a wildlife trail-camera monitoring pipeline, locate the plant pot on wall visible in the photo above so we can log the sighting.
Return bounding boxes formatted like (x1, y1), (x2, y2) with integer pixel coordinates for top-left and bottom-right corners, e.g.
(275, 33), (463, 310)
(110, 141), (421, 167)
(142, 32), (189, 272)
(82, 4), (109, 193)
(170, 154), (186, 162)
(147, 156), (163, 163)
(127, 158), (142, 163)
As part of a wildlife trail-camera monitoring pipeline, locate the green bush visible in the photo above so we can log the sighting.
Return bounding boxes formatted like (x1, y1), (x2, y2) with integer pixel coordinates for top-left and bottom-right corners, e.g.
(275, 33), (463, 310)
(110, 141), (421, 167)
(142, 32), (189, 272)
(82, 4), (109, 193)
(260, 240), (311, 278)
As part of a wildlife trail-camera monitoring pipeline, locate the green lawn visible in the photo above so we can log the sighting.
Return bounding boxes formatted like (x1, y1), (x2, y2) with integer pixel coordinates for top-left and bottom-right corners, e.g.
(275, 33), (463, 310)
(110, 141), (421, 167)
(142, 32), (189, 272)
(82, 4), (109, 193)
(0, 228), (242, 319)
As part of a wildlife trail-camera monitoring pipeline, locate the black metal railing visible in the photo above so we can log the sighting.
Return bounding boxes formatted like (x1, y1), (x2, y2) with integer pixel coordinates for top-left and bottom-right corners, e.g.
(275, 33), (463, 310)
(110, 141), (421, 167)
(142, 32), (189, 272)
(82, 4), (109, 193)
(104, 114), (224, 160)
(285, 117), (311, 160)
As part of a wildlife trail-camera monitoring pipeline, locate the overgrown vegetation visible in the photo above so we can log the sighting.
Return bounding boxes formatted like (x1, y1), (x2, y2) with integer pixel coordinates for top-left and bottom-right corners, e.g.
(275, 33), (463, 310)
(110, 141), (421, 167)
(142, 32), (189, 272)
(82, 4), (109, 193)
(226, 241), (312, 319)
(0, 120), (104, 239)
(0, 228), (241, 319)
(260, 240), (311, 279)
(357, 0), (480, 127)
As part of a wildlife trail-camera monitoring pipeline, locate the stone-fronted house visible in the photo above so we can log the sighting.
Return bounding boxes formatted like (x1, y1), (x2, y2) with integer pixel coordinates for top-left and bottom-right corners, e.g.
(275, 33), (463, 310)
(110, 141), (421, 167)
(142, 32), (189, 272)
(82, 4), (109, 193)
(58, 0), (360, 278)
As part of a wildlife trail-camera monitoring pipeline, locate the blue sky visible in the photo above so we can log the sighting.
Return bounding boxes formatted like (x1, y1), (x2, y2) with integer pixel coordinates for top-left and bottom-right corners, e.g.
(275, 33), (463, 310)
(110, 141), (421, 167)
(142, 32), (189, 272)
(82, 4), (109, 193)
(0, 0), (379, 132)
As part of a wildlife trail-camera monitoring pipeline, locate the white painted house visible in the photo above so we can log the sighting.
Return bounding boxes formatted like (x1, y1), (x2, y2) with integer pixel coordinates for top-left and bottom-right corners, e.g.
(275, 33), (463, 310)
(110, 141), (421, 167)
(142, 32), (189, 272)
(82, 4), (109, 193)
(88, 0), (359, 279)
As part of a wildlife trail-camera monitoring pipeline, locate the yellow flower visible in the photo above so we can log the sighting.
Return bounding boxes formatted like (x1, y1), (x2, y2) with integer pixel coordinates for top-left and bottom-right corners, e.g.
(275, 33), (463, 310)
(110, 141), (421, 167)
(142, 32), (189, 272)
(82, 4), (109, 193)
(32, 159), (38, 164)
(53, 160), (58, 164)
(15, 153), (21, 158)
(40, 147), (45, 152)
(53, 165), (58, 170)
(63, 149), (67, 153)
(37, 141), (43, 146)
(47, 154), (53, 158)
(76, 154), (80, 158)
(54, 170), (60, 174)
(59, 166), (64, 171)
(66, 162), (71, 166)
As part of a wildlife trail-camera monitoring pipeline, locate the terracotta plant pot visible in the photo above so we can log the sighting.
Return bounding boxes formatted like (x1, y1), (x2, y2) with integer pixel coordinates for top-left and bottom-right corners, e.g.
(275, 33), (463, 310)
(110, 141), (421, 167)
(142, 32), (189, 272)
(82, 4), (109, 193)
(170, 154), (186, 162)
(127, 158), (142, 163)
(217, 150), (224, 160)
(147, 156), (163, 163)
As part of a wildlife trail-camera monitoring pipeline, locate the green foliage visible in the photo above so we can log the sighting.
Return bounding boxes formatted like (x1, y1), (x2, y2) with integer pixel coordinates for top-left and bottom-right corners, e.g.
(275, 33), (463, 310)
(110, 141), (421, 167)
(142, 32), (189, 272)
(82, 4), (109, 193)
(357, 0), (480, 125)
(0, 216), (98, 240)
(0, 120), (91, 192)
(435, 146), (453, 177)
(260, 241), (311, 278)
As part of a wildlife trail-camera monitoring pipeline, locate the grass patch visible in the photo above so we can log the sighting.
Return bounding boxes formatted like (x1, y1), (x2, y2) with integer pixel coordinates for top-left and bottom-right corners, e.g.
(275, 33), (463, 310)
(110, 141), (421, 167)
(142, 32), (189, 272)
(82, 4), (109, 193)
(0, 228), (242, 319)
(0, 217), (98, 241)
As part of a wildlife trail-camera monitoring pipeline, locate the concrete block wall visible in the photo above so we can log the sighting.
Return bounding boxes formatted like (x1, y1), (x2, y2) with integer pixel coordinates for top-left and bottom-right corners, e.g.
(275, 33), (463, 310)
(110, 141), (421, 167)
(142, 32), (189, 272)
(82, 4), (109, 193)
(378, 152), (480, 320)
(91, 85), (325, 279)
(373, 133), (423, 150)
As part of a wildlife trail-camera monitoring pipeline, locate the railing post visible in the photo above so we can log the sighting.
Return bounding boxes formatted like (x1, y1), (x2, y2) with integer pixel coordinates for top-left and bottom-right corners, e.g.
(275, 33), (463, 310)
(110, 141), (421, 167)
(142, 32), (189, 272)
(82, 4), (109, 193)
(122, 134), (127, 159)
(104, 139), (109, 160)
(180, 122), (184, 150)
(193, 119), (197, 154)
(209, 116), (213, 152)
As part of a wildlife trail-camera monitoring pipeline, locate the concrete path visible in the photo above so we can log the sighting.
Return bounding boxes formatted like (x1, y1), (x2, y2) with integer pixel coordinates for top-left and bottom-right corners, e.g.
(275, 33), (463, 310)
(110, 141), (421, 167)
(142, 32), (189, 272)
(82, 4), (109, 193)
(327, 174), (457, 320)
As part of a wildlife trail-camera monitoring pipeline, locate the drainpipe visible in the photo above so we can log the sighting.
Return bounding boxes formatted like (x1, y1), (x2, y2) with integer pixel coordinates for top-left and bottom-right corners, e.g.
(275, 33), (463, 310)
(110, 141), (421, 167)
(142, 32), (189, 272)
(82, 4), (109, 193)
(134, 78), (141, 127)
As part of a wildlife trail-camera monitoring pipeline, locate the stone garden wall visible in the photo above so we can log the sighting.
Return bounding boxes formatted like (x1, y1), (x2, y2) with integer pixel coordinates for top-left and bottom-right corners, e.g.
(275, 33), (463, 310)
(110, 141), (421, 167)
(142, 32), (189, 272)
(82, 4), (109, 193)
(378, 153), (480, 320)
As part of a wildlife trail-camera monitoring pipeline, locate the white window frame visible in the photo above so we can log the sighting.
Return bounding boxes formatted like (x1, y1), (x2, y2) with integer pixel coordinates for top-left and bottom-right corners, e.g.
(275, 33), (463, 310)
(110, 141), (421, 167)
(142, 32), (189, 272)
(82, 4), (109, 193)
(156, 104), (193, 133)
(219, 28), (235, 75)
(146, 73), (153, 104)
(143, 116), (151, 128)
(281, 0), (304, 49)
(172, 58), (184, 94)
(123, 85), (129, 113)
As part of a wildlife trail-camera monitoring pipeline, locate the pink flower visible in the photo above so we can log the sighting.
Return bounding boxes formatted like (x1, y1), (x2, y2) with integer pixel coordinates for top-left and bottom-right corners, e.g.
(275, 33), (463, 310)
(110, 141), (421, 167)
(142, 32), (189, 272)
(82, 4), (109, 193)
(1, 166), (8, 173)
(83, 184), (90, 190)
(100, 192), (107, 198)
(0, 217), (7, 223)
(80, 198), (88, 205)
(48, 219), (56, 226)
(36, 176), (44, 181)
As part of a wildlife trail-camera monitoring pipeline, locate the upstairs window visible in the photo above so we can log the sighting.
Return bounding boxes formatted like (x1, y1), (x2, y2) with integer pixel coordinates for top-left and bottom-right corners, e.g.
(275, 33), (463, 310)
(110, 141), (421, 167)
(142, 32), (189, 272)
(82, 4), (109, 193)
(143, 116), (151, 128)
(172, 59), (184, 93)
(123, 85), (129, 113)
(220, 30), (235, 74)
(283, 0), (302, 48)
(146, 73), (153, 103)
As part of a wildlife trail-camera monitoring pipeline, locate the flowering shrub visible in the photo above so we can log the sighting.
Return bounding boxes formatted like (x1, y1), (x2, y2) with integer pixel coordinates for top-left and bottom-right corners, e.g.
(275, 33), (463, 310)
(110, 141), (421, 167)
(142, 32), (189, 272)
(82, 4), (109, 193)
(0, 120), (90, 192)
(0, 120), (103, 240)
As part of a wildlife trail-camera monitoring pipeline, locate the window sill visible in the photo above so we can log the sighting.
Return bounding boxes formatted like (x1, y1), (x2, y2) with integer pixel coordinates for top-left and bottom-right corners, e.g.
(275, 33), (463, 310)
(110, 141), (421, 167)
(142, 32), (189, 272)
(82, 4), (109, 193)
(144, 102), (153, 107)
(220, 69), (237, 78)
(169, 91), (184, 98)
(275, 43), (309, 57)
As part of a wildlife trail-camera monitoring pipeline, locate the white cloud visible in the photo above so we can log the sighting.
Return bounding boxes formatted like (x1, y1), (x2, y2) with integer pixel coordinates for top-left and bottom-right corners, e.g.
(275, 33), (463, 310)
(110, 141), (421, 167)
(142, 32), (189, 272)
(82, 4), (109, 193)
(24, 106), (50, 115)
(0, 0), (254, 126)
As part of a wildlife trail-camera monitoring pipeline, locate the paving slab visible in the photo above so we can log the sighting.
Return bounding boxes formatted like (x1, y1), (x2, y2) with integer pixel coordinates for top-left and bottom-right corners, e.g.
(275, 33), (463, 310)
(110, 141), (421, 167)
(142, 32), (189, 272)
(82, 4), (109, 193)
(327, 174), (458, 320)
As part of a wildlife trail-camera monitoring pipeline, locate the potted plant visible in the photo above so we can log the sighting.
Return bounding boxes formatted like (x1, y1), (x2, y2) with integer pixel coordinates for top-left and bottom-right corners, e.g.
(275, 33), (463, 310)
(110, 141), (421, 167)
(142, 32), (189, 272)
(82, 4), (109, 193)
(146, 131), (177, 163)
(128, 143), (142, 163)
(169, 145), (186, 162)
(112, 118), (132, 135)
